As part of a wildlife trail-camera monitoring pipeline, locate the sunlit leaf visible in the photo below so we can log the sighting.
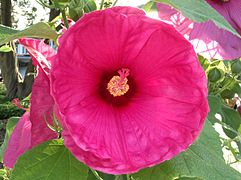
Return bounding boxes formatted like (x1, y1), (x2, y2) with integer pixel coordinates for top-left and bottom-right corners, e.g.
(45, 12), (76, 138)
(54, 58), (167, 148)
(10, 139), (89, 180)
(0, 117), (19, 162)
(132, 121), (241, 179)
(0, 44), (13, 52)
(0, 22), (59, 46)
(155, 0), (241, 38)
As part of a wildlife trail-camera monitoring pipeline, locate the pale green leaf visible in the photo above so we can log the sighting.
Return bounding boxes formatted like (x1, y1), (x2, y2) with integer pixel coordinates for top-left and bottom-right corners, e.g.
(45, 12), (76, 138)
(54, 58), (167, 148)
(143, 2), (155, 12)
(132, 121), (241, 180)
(10, 139), (89, 180)
(0, 22), (59, 46)
(0, 117), (19, 162)
(207, 95), (222, 124)
(0, 44), (13, 52)
(221, 106), (241, 139)
(207, 95), (241, 139)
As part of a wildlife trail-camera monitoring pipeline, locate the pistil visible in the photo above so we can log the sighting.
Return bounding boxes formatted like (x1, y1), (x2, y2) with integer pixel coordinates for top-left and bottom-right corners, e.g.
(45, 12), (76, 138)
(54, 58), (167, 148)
(107, 68), (130, 97)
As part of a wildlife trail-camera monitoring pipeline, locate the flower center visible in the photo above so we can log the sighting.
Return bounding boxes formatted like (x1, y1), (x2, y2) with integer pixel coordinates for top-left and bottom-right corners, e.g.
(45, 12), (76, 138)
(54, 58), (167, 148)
(107, 68), (130, 97)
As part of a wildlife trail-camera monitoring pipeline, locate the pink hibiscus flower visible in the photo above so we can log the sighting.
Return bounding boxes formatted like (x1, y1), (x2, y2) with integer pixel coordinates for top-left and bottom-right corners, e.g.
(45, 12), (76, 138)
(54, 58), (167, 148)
(51, 6), (209, 174)
(157, 0), (241, 60)
(3, 39), (58, 168)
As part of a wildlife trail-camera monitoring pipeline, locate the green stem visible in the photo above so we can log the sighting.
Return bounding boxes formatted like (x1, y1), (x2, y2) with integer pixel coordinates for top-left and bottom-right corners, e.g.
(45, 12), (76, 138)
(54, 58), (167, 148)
(90, 169), (103, 180)
(227, 140), (239, 162)
(36, 0), (54, 8)
(112, 0), (118, 6)
(100, 0), (105, 10)
(61, 8), (69, 29)
(126, 174), (130, 180)
(213, 73), (237, 95)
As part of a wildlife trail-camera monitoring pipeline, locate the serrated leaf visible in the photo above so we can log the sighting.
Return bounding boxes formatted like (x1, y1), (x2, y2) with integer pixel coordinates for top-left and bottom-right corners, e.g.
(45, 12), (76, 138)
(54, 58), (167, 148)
(155, 0), (241, 38)
(132, 121), (241, 180)
(0, 22), (58, 46)
(10, 139), (89, 180)
(0, 117), (19, 162)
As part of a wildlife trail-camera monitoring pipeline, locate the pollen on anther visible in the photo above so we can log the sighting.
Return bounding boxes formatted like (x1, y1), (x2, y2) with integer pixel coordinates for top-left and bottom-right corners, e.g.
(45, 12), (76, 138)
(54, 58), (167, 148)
(107, 69), (130, 97)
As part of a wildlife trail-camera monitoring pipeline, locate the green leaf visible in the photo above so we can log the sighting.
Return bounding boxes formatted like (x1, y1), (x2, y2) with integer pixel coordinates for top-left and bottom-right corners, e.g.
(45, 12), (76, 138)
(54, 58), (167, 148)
(83, 0), (97, 13)
(207, 67), (224, 82)
(87, 170), (117, 180)
(221, 106), (241, 139)
(207, 95), (222, 124)
(0, 168), (8, 180)
(143, 2), (155, 12)
(220, 81), (241, 99)
(155, 0), (241, 38)
(87, 170), (98, 180)
(114, 175), (128, 180)
(175, 177), (202, 180)
(207, 95), (241, 139)
(0, 22), (59, 46)
(10, 139), (89, 180)
(132, 121), (241, 180)
(69, 0), (96, 21)
(231, 59), (241, 75)
(0, 44), (13, 52)
(0, 117), (19, 162)
(198, 55), (210, 71)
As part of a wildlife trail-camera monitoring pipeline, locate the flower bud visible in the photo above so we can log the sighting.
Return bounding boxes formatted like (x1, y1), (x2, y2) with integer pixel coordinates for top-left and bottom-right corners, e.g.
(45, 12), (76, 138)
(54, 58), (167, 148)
(231, 59), (241, 74)
(208, 67), (223, 82)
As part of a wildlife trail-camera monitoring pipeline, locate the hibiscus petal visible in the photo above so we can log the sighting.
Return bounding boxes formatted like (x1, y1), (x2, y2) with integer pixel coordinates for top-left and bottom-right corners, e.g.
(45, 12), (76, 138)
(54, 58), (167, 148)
(18, 38), (56, 73)
(58, 7), (164, 72)
(157, 1), (241, 60)
(19, 38), (58, 146)
(3, 112), (31, 168)
(109, 6), (145, 15)
(30, 69), (58, 147)
(51, 6), (209, 174)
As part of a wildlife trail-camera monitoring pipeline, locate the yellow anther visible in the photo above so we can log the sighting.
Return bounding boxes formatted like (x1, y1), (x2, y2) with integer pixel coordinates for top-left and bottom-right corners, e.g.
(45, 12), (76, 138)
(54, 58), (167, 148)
(107, 69), (130, 97)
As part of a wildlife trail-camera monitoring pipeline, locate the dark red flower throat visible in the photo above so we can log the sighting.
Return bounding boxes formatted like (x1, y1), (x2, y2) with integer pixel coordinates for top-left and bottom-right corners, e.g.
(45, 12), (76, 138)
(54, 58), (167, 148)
(99, 68), (136, 107)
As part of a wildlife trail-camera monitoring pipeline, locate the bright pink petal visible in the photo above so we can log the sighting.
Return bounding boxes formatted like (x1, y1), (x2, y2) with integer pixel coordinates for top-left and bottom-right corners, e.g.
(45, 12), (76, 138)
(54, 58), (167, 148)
(3, 112), (31, 168)
(109, 6), (145, 15)
(58, 7), (161, 71)
(11, 98), (28, 110)
(157, 3), (194, 36)
(51, 7), (209, 174)
(18, 38), (56, 73)
(18, 38), (58, 146)
(30, 69), (58, 147)
(157, 1), (241, 60)
(4, 38), (58, 168)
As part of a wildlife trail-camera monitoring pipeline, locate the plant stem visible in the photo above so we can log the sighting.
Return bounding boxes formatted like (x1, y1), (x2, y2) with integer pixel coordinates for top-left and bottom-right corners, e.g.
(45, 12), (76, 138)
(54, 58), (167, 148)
(90, 169), (103, 180)
(100, 0), (105, 10)
(61, 8), (69, 29)
(112, 0), (118, 6)
(126, 174), (130, 180)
